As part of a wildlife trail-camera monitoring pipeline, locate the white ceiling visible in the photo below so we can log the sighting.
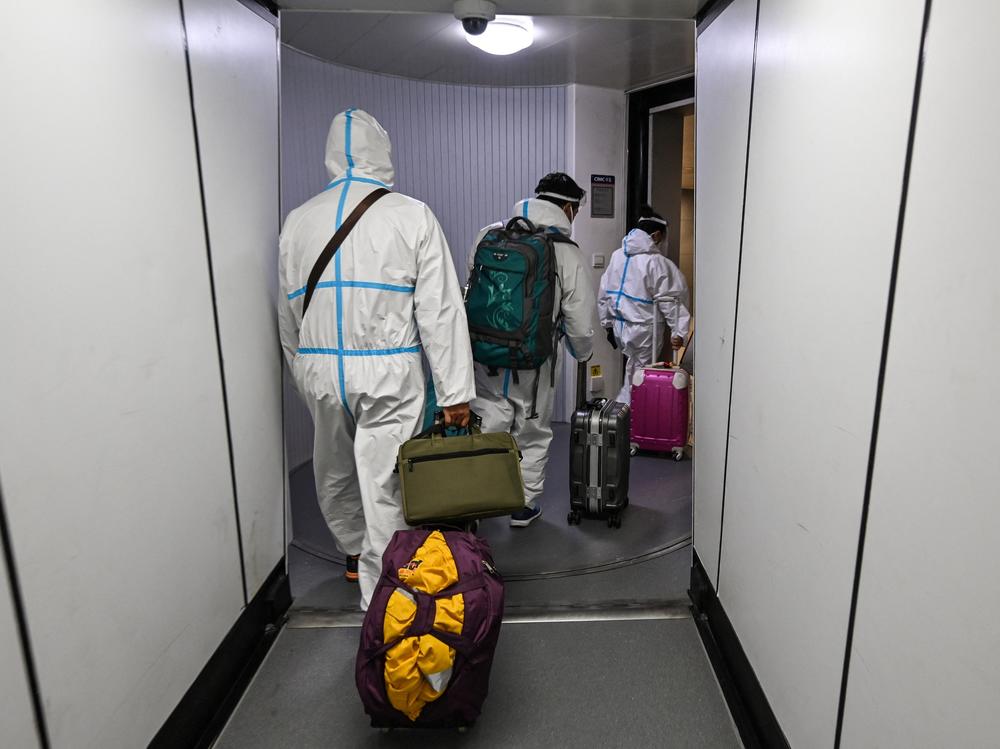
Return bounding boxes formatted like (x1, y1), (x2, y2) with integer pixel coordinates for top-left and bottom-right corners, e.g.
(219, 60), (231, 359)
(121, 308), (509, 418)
(278, 1), (708, 20)
(280, 11), (696, 88)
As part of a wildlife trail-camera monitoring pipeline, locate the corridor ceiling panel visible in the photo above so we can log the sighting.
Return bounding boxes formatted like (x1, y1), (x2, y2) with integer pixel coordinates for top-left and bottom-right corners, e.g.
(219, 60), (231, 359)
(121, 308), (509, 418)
(281, 11), (694, 89)
(278, 1), (707, 19)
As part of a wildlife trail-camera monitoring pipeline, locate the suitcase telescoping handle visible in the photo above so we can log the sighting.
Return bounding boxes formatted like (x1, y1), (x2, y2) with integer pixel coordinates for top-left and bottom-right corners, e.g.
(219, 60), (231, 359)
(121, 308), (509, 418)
(652, 307), (660, 367)
(654, 310), (694, 369)
(576, 360), (588, 411)
(674, 324), (694, 368)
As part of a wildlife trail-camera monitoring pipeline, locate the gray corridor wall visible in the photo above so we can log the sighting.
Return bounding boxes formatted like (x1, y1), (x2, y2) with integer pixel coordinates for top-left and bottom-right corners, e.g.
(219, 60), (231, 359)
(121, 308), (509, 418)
(186, 0), (284, 598)
(0, 0), (281, 745)
(689, 0), (1000, 746)
(692, 0), (757, 590)
(839, 1), (1000, 744)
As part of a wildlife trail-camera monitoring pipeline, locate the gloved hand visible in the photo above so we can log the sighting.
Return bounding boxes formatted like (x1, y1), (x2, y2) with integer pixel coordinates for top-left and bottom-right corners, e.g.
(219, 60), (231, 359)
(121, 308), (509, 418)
(671, 336), (684, 350)
(605, 328), (618, 350)
(442, 403), (471, 428)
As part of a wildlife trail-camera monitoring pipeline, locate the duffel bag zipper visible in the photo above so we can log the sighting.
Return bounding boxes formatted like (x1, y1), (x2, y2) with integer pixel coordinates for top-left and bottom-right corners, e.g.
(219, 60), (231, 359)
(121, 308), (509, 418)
(406, 447), (512, 471)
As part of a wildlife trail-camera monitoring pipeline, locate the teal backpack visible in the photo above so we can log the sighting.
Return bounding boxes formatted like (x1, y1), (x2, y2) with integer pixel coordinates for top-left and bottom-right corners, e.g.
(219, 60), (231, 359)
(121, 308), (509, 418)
(466, 216), (576, 395)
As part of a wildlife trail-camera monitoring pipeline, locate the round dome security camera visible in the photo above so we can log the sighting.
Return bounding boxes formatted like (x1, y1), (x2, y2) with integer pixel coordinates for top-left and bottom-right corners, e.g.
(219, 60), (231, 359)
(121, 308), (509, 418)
(462, 16), (489, 35)
(454, 0), (496, 36)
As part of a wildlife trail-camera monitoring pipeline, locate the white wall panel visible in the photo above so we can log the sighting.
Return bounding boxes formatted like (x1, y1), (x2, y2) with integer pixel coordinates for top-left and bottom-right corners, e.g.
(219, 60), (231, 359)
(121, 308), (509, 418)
(565, 84), (627, 417)
(0, 541), (40, 749)
(692, 0), (757, 588)
(841, 3), (1000, 745)
(187, 0), (283, 598)
(0, 0), (246, 745)
(716, 1), (924, 745)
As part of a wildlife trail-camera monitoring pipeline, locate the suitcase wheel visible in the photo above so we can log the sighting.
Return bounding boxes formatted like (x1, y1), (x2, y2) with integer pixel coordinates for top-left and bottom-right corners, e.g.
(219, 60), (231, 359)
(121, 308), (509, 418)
(567, 511), (581, 526)
(630, 442), (639, 457)
(671, 447), (685, 462)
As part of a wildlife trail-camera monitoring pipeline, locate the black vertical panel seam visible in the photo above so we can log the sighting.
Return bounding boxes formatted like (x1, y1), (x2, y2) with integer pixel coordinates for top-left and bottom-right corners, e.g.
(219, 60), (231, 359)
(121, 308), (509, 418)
(178, 0), (249, 606)
(716, 0), (761, 593)
(833, 1), (934, 744)
(0, 480), (51, 749)
(276, 21), (288, 572)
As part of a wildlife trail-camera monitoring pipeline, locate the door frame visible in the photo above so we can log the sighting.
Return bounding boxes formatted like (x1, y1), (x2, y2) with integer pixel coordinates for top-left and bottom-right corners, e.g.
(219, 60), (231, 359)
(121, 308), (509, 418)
(626, 76), (695, 228)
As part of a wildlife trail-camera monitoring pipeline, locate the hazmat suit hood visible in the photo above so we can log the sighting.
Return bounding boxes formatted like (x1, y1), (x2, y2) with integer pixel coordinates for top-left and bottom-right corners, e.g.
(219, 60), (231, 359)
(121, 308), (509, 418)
(325, 108), (395, 186)
(622, 228), (661, 257)
(512, 197), (573, 235)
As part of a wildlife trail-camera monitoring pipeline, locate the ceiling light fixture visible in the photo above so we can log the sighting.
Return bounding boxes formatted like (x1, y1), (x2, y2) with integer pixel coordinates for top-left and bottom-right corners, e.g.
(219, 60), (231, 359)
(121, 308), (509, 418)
(465, 15), (534, 56)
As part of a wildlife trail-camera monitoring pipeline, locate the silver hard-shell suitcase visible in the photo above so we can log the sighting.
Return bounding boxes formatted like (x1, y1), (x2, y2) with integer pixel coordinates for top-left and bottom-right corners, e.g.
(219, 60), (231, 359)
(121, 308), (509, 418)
(568, 363), (631, 528)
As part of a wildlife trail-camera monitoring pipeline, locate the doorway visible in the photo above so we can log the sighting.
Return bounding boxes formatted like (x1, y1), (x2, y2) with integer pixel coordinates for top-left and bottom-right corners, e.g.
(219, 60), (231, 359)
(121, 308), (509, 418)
(650, 100), (696, 318)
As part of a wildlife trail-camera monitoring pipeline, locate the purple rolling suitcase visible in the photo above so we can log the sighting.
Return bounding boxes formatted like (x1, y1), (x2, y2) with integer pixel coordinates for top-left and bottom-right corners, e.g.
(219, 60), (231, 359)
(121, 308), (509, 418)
(356, 528), (504, 732)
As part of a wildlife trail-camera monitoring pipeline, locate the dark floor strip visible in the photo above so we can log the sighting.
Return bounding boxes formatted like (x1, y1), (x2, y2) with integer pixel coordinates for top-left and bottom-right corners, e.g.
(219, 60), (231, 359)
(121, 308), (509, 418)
(150, 560), (291, 749)
(690, 551), (788, 749)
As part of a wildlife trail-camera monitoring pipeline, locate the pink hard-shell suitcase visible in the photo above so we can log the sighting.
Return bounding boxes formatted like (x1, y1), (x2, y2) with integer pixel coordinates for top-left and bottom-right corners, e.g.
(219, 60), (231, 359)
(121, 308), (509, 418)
(630, 364), (689, 460)
(629, 317), (692, 460)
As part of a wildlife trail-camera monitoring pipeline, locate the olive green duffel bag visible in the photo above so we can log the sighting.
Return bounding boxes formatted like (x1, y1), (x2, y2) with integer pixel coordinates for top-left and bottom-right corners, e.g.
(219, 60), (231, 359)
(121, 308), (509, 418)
(397, 413), (525, 525)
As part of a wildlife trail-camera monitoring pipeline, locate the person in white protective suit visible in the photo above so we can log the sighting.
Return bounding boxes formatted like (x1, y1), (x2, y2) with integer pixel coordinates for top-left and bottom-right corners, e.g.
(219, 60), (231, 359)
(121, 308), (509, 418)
(598, 205), (691, 405)
(468, 173), (595, 527)
(278, 109), (475, 609)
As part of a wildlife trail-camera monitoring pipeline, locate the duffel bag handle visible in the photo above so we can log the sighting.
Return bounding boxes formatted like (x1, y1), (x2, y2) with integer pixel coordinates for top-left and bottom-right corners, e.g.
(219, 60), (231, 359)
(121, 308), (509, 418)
(433, 410), (483, 436)
(415, 410), (483, 439)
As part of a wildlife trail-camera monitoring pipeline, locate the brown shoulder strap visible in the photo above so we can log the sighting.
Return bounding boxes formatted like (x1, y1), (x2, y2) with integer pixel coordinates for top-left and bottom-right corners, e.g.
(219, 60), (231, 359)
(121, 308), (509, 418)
(302, 187), (390, 317)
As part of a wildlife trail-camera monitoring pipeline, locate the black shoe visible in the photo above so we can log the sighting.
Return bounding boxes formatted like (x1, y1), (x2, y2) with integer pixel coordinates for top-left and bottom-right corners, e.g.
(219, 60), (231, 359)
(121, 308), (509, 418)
(344, 554), (360, 582)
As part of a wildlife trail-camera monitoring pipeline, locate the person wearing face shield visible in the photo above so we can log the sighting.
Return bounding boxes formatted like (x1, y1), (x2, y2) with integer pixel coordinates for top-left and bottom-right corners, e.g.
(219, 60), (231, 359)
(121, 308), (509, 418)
(467, 172), (596, 527)
(278, 109), (475, 609)
(598, 205), (691, 405)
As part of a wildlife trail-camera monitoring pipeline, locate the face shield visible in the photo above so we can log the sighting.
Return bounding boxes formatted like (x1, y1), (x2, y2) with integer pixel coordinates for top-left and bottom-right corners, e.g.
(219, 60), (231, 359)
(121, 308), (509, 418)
(537, 191), (587, 224)
(640, 215), (669, 253)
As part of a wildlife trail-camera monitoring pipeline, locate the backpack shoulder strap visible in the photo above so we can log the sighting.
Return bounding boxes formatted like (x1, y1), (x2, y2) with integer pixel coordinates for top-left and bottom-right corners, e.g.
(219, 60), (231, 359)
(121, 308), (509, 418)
(301, 187), (390, 317)
(546, 228), (579, 248)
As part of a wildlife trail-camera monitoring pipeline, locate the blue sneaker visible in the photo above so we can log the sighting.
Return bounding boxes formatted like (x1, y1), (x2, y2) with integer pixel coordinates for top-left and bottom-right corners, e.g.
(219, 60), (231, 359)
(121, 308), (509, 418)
(510, 505), (543, 527)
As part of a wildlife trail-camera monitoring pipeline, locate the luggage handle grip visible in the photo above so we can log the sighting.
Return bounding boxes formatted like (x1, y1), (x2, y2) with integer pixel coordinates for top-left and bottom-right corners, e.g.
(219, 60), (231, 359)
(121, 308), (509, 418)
(651, 310), (693, 370)
(419, 410), (483, 438)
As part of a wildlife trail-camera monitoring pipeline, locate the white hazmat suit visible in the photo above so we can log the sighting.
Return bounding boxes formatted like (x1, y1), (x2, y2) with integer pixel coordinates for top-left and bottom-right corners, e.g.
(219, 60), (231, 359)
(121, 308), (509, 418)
(598, 228), (691, 404)
(468, 198), (595, 515)
(278, 109), (475, 608)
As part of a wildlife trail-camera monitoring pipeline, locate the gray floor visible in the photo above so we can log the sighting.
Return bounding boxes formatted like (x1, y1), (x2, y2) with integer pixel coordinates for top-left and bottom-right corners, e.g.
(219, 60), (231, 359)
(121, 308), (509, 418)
(290, 541), (693, 613)
(290, 423), (693, 610)
(220, 422), (744, 748)
(217, 619), (740, 749)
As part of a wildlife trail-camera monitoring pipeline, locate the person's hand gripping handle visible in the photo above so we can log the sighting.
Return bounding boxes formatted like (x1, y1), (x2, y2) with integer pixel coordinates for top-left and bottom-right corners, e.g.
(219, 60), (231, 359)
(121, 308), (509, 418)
(442, 403), (471, 428)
